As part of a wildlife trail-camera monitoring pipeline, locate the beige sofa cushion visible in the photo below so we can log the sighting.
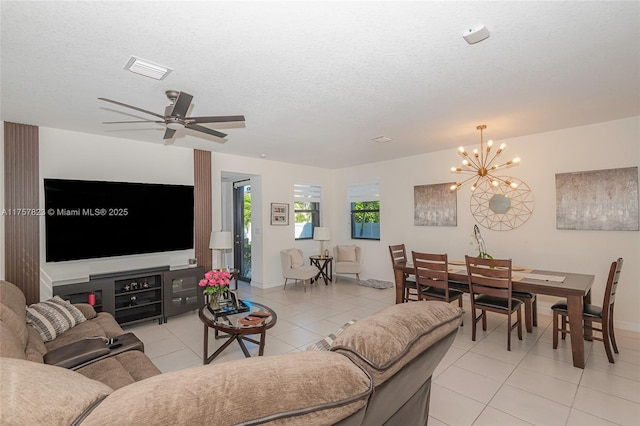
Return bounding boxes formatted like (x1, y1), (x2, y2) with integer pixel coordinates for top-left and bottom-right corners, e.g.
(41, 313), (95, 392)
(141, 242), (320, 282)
(26, 296), (87, 342)
(82, 351), (372, 426)
(0, 358), (113, 426)
(77, 350), (161, 390)
(331, 301), (463, 385)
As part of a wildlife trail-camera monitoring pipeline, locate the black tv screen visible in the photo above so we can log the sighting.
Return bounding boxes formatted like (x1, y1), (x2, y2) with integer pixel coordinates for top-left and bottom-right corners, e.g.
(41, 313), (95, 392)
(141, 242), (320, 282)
(44, 178), (194, 262)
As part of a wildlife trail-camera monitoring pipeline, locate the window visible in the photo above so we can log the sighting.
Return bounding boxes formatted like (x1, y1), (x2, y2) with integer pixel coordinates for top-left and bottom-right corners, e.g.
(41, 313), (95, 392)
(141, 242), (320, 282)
(294, 184), (321, 239)
(349, 182), (380, 240)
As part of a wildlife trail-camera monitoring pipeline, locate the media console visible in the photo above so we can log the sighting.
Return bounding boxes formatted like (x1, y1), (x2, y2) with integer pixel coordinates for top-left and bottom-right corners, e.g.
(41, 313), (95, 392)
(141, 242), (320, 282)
(54, 266), (205, 326)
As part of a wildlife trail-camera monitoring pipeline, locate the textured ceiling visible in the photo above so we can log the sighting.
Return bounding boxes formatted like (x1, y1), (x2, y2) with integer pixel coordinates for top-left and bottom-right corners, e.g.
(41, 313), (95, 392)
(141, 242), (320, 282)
(2, 1), (639, 168)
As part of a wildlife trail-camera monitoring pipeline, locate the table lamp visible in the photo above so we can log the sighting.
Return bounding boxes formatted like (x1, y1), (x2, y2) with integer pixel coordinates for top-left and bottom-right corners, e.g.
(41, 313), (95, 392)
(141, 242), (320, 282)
(313, 227), (330, 257)
(209, 231), (233, 269)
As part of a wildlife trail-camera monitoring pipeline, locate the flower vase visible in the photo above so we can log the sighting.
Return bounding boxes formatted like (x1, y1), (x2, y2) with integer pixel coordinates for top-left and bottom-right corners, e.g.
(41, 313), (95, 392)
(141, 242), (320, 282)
(209, 292), (221, 311)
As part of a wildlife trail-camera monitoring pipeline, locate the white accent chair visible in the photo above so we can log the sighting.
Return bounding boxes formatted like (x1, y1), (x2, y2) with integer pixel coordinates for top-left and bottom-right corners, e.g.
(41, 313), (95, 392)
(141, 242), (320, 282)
(334, 245), (361, 283)
(280, 248), (319, 292)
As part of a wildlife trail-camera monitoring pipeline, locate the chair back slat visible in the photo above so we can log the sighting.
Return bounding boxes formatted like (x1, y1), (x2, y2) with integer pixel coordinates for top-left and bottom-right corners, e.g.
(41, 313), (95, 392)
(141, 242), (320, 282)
(412, 252), (449, 292)
(604, 257), (624, 308)
(465, 255), (514, 300)
(389, 244), (408, 264)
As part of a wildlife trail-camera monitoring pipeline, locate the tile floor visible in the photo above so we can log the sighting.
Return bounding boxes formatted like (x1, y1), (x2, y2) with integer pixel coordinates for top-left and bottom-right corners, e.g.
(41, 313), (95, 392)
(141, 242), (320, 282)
(125, 278), (640, 426)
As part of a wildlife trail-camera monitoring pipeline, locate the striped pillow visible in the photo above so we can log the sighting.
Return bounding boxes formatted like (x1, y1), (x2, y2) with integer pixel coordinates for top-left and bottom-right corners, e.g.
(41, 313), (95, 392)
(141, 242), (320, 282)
(26, 296), (87, 342)
(306, 320), (356, 351)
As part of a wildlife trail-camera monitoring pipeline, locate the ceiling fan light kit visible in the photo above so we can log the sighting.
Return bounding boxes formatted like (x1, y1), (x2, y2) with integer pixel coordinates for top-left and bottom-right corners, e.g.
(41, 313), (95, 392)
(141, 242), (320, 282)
(98, 90), (245, 142)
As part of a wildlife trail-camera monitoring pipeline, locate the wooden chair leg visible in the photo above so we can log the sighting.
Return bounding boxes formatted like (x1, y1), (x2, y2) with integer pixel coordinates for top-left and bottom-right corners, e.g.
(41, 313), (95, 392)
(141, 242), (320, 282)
(356, 273), (360, 281)
(532, 297), (538, 327)
(601, 319), (615, 363)
(561, 315), (567, 340)
(552, 311), (559, 349)
(523, 299), (533, 333)
(609, 307), (619, 354)
(471, 307), (477, 342)
(481, 310), (487, 331)
(457, 297), (464, 326)
(507, 313), (512, 351)
(303, 279), (307, 293)
(283, 278), (288, 291)
(517, 308), (523, 340)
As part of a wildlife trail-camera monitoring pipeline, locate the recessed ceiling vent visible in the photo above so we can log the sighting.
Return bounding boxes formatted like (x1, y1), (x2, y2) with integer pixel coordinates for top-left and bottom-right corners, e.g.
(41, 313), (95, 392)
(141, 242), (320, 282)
(124, 56), (172, 80)
(372, 136), (392, 143)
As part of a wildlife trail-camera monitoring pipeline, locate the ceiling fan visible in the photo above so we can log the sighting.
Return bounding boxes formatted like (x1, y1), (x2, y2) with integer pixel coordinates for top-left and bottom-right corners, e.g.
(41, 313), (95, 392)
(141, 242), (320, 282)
(98, 90), (245, 142)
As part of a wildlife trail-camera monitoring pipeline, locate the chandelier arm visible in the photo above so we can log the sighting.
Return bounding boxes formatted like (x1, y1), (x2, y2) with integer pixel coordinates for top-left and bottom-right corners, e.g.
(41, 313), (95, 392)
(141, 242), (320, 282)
(486, 174), (514, 187)
(484, 151), (503, 169)
(452, 174), (479, 190)
(458, 151), (482, 169)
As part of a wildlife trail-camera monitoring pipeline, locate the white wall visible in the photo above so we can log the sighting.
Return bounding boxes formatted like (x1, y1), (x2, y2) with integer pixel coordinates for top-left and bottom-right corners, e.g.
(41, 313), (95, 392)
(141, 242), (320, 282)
(333, 117), (640, 330)
(38, 127), (195, 298)
(211, 152), (334, 288)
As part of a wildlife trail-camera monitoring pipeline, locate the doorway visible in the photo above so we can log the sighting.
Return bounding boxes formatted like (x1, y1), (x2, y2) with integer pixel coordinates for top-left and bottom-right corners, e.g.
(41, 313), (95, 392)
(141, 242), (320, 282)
(233, 180), (251, 282)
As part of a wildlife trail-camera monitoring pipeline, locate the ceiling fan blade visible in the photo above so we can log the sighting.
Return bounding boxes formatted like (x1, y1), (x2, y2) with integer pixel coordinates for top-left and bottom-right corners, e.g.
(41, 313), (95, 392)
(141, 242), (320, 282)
(169, 92), (193, 118)
(98, 98), (164, 119)
(163, 128), (177, 140)
(185, 123), (227, 139)
(102, 120), (164, 124)
(186, 115), (246, 124)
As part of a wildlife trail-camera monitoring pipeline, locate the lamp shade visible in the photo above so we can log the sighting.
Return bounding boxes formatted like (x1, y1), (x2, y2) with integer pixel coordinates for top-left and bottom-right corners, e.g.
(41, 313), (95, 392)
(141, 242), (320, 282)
(313, 227), (330, 241)
(209, 231), (233, 249)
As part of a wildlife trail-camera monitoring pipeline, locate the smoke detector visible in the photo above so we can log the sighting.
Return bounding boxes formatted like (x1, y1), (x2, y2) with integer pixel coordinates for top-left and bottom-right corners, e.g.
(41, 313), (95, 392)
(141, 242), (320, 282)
(463, 25), (490, 44)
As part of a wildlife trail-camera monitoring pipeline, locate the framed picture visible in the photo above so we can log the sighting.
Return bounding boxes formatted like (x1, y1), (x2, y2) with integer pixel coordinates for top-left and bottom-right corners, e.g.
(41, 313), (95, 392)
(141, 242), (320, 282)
(270, 203), (289, 225)
(556, 167), (639, 231)
(414, 183), (457, 226)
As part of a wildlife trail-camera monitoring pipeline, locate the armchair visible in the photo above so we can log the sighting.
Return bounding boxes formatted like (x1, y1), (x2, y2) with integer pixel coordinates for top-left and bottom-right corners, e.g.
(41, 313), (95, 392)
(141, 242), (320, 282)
(334, 245), (361, 283)
(280, 249), (319, 292)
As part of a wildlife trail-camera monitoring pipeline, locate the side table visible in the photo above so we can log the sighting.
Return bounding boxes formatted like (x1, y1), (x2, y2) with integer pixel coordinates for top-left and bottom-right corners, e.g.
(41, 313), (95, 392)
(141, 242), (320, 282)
(198, 301), (277, 364)
(309, 256), (333, 285)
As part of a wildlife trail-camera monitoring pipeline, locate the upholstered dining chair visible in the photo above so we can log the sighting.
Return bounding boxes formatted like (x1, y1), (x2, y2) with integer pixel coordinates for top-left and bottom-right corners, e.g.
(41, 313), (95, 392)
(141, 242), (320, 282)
(333, 245), (361, 283)
(280, 248), (319, 292)
(465, 255), (522, 351)
(388, 244), (418, 302)
(552, 257), (624, 363)
(412, 252), (464, 324)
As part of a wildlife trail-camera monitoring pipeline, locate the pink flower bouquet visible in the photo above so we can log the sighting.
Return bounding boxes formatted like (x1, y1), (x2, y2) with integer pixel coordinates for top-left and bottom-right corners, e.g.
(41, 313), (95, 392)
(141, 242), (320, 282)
(199, 269), (232, 296)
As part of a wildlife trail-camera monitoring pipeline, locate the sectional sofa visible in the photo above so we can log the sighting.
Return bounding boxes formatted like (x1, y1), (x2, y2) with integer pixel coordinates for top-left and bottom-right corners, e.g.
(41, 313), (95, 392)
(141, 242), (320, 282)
(0, 279), (462, 425)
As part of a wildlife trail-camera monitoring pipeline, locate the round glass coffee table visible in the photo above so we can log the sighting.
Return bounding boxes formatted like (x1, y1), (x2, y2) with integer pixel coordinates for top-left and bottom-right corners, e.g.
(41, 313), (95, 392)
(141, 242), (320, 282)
(198, 300), (277, 364)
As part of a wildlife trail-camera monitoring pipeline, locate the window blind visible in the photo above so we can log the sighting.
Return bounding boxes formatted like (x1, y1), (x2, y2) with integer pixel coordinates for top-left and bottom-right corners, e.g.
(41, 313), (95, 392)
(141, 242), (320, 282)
(348, 182), (380, 202)
(294, 184), (322, 203)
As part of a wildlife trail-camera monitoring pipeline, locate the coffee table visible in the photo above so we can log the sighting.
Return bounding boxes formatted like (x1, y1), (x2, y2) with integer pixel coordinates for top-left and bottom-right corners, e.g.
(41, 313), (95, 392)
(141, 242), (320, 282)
(198, 300), (277, 364)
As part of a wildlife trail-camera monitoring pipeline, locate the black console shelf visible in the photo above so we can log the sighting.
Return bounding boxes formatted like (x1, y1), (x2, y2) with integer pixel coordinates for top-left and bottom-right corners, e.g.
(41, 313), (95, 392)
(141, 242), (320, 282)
(54, 266), (205, 326)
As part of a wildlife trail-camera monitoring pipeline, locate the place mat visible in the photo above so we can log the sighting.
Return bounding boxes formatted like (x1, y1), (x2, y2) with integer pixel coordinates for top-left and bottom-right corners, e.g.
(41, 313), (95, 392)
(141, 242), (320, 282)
(449, 260), (529, 272)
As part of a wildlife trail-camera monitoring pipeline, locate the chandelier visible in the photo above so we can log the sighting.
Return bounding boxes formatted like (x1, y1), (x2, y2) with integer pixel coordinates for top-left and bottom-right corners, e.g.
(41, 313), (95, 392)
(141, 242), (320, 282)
(449, 124), (520, 191)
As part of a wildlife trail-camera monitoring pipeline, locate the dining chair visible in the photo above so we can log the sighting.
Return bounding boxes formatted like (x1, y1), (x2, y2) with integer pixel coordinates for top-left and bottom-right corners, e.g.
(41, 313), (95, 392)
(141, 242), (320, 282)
(412, 252), (464, 323)
(388, 244), (418, 302)
(465, 255), (522, 351)
(552, 257), (623, 363)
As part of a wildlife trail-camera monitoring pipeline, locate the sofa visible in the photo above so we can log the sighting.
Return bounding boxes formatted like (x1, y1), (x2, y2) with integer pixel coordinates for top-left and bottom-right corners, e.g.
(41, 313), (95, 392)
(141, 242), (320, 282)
(1, 279), (463, 425)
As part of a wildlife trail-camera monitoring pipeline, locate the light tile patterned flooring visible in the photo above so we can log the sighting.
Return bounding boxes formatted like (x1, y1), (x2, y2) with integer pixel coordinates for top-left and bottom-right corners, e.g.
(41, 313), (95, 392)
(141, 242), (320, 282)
(125, 278), (640, 426)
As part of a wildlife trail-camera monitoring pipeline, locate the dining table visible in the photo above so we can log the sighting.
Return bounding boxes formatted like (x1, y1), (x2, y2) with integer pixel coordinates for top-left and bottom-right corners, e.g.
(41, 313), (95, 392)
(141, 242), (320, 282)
(393, 260), (595, 369)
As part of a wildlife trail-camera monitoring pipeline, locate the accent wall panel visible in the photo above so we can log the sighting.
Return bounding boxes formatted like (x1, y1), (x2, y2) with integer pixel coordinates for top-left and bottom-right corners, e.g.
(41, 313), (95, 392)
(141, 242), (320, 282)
(4, 122), (40, 304)
(194, 150), (213, 271)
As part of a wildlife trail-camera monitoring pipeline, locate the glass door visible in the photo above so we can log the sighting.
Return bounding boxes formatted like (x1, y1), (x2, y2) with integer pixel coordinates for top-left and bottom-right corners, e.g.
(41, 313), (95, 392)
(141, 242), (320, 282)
(233, 181), (251, 282)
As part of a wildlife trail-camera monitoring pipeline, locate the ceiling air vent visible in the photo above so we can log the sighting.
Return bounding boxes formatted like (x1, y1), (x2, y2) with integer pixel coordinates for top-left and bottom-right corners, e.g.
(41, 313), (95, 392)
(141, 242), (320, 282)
(124, 56), (172, 80)
(372, 136), (392, 143)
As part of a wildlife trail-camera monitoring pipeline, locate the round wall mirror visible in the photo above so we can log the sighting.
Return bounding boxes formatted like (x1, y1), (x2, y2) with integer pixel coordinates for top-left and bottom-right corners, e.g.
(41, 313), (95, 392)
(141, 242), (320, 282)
(489, 194), (511, 213)
(470, 176), (535, 231)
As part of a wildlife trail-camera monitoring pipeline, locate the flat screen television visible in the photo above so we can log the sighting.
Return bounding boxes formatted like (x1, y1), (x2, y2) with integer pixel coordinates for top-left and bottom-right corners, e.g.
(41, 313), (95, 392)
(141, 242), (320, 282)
(44, 178), (194, 262)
